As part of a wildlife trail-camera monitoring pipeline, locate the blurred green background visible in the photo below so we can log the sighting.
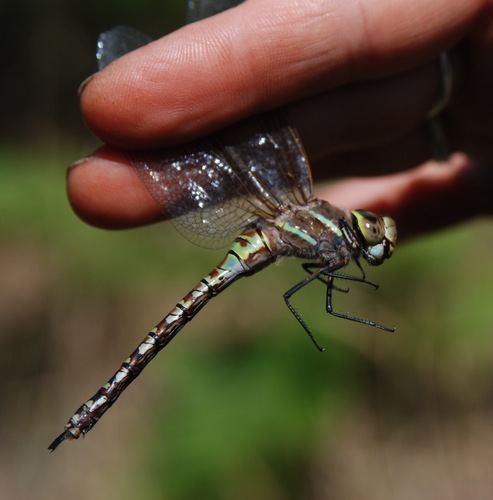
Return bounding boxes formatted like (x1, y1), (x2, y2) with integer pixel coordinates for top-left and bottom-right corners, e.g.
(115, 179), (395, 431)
(2, 1), (493, 499)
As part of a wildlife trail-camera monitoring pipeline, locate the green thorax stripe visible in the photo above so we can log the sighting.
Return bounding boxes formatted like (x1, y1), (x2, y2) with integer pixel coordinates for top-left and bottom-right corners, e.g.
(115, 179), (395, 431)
(278, 209), (342, 246)
(309, 209), (342, 235)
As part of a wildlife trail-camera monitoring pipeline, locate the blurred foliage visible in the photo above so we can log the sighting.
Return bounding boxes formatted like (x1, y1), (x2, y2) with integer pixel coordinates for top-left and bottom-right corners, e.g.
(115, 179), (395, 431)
(2, 0), (493, 499)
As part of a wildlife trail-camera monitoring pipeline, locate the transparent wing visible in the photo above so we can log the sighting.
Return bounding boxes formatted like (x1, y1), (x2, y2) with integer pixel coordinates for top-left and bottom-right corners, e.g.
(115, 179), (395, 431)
(96, 26), (152, 71)
(186, 0), (243, 23)
(128, 143), (262, 249)
(129, 113), (313, 248)
(221, 113), (313, 210)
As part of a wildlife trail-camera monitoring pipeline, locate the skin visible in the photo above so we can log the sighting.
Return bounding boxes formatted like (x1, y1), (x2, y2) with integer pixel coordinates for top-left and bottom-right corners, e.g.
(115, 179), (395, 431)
(67, 0), (493, 240)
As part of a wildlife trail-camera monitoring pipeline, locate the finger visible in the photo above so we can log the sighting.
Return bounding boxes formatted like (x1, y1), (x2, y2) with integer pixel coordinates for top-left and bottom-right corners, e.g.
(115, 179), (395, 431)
(309, 127), (431, 178)
(67, 148), (163, 229)
(67, 145), (493, 239)
(290, 57), (457, 163)
(67, 118), (430, 229)
(66, 124), (427, 229)
(80, 0), (482, 148)
(74, 47), (465, 218)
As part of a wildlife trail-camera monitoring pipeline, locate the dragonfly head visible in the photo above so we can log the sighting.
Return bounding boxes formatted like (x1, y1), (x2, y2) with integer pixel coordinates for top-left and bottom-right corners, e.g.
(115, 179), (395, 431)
(351, 210), (397, 266)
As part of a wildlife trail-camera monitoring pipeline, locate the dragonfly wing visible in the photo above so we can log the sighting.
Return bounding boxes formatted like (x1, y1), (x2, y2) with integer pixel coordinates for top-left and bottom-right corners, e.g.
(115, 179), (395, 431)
(96, 4), (315, 248)
(96, 26), (152, 71)
(129, 145), (271, 249)
(221, 113), (314, 209)
(187, 0), (244, 23)
(129, 112), (314, 249)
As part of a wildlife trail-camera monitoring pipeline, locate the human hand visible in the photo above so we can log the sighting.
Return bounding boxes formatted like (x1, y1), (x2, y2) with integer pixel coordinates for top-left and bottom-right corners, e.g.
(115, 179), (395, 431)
(67, 0), (493, 240)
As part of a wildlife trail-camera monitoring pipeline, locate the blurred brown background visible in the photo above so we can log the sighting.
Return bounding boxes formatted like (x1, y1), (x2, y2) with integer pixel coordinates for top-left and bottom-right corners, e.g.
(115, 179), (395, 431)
(2, 1), (493, 499)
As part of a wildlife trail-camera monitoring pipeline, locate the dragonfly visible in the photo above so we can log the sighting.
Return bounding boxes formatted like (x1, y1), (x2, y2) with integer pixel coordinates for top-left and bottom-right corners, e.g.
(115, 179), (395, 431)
(49, 0), (397, 451)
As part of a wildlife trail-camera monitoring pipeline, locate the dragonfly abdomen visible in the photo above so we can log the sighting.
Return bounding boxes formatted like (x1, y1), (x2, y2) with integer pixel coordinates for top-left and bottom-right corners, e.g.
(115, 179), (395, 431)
(49, 224), (277, 450)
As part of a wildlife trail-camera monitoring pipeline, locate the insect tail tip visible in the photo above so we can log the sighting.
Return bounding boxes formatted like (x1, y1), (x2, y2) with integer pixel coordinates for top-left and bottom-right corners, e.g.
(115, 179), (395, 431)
(48, 431), (68, 452)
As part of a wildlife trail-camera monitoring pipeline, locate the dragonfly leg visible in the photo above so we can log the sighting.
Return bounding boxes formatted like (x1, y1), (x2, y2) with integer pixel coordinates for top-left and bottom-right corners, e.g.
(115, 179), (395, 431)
(324, 271), (396, 333)
(302, 262), (350, 293)
(302, 262), (381, 294)
(285, 263), (395, 351)
(284, 269), (327, 352)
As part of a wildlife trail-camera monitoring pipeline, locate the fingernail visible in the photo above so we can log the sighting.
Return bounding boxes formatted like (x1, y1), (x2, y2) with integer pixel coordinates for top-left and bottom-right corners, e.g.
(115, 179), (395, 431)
(67, 157), (90, 176)
(78, 73), (96, 97)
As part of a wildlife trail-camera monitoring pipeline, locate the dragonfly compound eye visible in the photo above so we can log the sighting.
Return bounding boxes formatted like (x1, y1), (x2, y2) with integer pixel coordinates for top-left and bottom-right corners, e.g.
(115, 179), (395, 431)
(351, 210), (386, 245)
(382, 216), (397, 248)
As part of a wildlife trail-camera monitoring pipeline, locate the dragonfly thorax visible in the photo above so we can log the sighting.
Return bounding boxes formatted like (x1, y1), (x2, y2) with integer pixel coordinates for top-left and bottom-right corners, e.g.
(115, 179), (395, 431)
(266, 200), (353, 264)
